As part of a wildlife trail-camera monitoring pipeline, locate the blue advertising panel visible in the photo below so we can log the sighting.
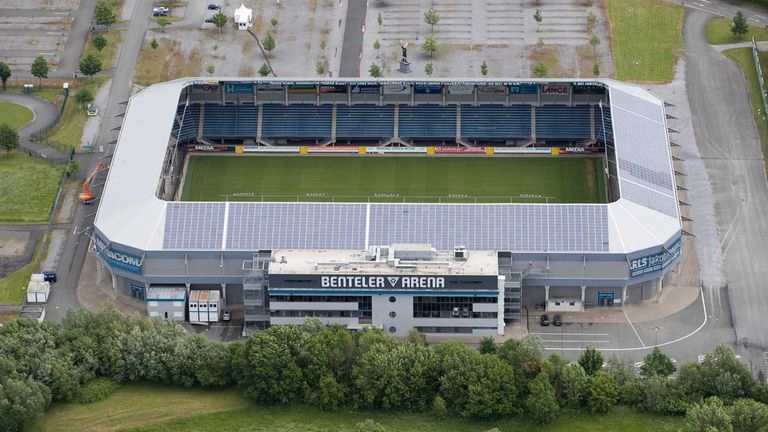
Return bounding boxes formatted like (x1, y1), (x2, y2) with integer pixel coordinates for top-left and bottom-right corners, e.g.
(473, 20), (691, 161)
(95, 233), (143, 274)
(223, 82), (254, 94)
(507, 83), (538, 94)
(351, 84), (380, 94)
(628, 239), (681, 277)
(414, 83), (442, 94)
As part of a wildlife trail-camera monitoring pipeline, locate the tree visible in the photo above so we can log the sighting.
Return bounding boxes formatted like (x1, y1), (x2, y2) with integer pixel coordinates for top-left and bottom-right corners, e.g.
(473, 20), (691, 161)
(211, 11), (228, 33)
(587, 371), (619, 413)
(589, 34), (600, 51)
(258, 63), (271, 77)
(560, 363), (589, 408)
(405, 328), (427, 346)
(74, 88), (94, 107)
(685, 397), (733, 432)
(480, 60), (488, 77)
(424, 60), (433, 77)
(30, 56), (49, 88)
(79, 54), (102, 78)
(0, 123), (19, 154)
(587, 12), (597, 28)
(526, 372), (559, 424)
(534, 9), (543, 32)
(0, 62), (10, 90)
(424, 7), (441, 33)
(316, 60), (326, 75)
(67, 158), (79, 176)
(263, 32), (276, 57)
(729, 398), (768, 432)
(373, 39), (381, 58)
(0, 377), (51, 432)
(94, 0), (117, 29)
(463, 354), (518, 419)
(421, 35), (438, 58)
(578, 346), (603, 376)
(271, 17), (278, 27)
(316, 374), (345, 411)
(432, 395), (447, 420)
(478, 336), (496, 354)
(377, 12), (383, 28)
(92, 35), (107, 51)
(536, 37), (544, 50)
(150, 38), (159, 50)
(156, 17), (171, 32)
(641, 348), (676, 378)
(368, 63), (382, 77)
(533, 61), (548, 78)
(731, 11), (749, 38)
(603, 355), (633, 387)
(593, 63), (600, 77)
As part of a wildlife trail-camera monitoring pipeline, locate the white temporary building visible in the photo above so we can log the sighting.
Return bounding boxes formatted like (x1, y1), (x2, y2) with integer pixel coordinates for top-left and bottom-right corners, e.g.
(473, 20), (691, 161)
(234, 4), (252, 31)
(26, 280), (50, 303)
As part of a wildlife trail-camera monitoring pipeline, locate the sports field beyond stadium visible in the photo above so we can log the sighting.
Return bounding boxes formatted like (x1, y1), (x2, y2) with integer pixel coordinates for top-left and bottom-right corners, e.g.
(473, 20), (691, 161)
(180, 156), (606, 204)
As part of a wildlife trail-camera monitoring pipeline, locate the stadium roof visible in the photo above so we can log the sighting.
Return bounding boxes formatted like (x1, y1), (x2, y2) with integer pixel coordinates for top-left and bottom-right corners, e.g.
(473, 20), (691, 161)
(94, 78), (680, 255)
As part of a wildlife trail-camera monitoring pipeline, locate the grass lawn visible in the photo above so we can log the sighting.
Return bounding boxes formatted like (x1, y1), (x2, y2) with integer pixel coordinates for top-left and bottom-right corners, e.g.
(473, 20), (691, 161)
(30, 383), (684, 432)
(0, 101), (33, 130)
(81, 30), (122, 71)
(0, 259), (35, 305)
(181, 156), (605, 204)
(44, 77), (107, 151)
(605, 0), (683, 82)
(705, 18), (768, 45)
(0, 152), (63, 223)
(722, 48), (768, 170)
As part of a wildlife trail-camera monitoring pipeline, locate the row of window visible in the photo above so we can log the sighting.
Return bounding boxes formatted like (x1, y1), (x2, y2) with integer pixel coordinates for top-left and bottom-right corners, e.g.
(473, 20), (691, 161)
(415, 326), (498, 334)
(270, 295), (372, 303)
(270, 310), (372, 318)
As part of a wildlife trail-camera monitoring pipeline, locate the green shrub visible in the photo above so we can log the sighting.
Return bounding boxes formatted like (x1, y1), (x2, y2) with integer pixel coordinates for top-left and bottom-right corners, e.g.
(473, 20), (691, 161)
(74, 378), (119, 404)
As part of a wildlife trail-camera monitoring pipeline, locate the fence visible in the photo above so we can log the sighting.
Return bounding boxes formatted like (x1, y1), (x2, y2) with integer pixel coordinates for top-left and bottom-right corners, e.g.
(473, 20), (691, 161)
(218, 193), (556, 204)
(751, 37), (768, 125)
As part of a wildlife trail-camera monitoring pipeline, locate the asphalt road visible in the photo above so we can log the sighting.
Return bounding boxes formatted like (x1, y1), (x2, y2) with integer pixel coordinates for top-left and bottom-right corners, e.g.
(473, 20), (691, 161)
(52, 0), (97, 79)
(339, 0), (367, 77)
(45, 0), (155, 323)
(684, 9), (768, 350)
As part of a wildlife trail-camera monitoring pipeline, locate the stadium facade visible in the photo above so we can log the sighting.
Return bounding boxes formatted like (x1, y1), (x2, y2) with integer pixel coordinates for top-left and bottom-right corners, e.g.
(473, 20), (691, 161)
(93, 78), (682, 336)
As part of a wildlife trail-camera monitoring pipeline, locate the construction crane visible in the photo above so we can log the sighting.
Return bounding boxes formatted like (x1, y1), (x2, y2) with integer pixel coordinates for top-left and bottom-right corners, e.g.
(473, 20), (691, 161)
(79, 160), (105, 204)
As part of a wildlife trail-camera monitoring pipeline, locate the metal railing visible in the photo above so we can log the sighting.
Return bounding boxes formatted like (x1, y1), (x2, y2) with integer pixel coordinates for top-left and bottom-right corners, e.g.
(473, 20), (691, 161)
(752, 37), (768, 125)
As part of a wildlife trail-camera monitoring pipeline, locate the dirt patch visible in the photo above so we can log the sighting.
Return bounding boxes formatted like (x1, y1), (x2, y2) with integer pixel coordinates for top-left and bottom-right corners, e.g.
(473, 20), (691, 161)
(577, 45), (600, 78)
(134, 38), (201, 86)
(0, 230), (39, 279)
(528, 45), (565, 78)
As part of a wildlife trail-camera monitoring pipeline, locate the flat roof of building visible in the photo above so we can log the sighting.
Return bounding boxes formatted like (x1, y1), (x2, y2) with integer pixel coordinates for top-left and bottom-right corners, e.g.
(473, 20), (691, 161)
(94, 78), (680, 256)
(146, 286), (187, 301)
(269, 247), (499, 276)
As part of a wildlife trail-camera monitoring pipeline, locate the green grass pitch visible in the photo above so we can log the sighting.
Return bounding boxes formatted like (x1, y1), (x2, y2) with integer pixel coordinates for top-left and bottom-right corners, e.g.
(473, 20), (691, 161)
(180, 156), (606, 204)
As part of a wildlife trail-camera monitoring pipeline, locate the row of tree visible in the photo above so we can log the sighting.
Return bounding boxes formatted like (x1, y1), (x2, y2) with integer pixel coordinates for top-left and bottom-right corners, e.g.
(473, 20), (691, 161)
(1, 309), (766, 432)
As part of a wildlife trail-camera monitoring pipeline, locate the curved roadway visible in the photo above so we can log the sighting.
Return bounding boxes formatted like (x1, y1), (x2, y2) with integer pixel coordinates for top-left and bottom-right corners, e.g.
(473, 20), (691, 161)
(0, 93), (68, 163)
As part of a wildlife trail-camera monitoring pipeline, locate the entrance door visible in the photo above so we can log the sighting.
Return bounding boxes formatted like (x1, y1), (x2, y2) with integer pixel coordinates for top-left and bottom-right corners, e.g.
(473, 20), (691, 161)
(130, 283), (145, 300)
(597, 291), (614, 307)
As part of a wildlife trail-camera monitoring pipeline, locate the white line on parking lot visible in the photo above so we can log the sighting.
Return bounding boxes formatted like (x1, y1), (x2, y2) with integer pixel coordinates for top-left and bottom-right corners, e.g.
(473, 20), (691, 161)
(540, 340), (610, 344)
(530, 332), (610, 336)
(624, 310), (646, 347)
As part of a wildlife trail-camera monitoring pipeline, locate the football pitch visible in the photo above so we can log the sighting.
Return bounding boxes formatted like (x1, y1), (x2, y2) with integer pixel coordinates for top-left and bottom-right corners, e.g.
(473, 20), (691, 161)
(180, 155), (606, 204)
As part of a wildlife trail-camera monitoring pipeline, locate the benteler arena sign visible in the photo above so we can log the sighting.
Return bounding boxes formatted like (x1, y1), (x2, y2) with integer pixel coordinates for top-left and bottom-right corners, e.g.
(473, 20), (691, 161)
(269, 274), (500, 290)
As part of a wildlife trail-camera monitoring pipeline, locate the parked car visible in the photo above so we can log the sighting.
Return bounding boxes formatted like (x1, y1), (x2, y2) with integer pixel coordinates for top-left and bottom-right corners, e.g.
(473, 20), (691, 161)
(204, 17), (214, 23)
(207, 3), (220, 10)
(42, 270), (57, 283)
(87, 104), (98, 116)
(461, 306), (470, 318)
(553, 314), (563, 326)
(540, 314), (550, 326)
(451, 307), (460, 318)
(222, 309), (231, 321)
(152, 7), (168, 16)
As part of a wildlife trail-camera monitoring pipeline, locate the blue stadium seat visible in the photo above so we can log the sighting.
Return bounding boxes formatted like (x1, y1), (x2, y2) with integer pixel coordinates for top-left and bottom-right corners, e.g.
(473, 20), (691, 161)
(535, 105), (591, 140)
(336, 104), (394, 139)
(461, 105), (531, 139)
(172, 104), (200, 142)
(398, 105), (456, 139)
(261, 104), (333, 138)
(203, 104), (237, 137)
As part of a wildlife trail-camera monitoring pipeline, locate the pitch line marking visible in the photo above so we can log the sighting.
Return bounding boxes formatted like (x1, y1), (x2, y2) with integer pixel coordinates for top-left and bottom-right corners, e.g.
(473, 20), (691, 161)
(540, 340), (610, 344)
(544, 288), (707, 352)
(624, 310), (646, 348)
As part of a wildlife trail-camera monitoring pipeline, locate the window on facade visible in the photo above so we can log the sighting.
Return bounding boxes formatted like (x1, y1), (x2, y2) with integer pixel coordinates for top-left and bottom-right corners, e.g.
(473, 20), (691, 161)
(389, 326), (396, 333)
(412, 296), (497, 319)
(389, 296), (396, 303)
(389, 311), (396, 318)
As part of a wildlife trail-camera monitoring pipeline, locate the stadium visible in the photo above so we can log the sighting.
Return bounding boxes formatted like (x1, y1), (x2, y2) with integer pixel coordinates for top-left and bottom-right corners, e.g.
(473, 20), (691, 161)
(92, 78), (682, 336)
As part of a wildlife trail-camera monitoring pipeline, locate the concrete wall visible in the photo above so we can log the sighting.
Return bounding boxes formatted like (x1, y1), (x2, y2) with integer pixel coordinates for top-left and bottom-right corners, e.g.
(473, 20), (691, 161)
(147, 301), (185, 321)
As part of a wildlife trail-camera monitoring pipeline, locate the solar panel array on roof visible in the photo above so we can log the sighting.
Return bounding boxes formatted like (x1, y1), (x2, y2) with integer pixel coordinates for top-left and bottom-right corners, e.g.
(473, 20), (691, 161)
(163, 202), (225, 249)
(226, 203), (367, 250)
(368, 204), (609, 252)
(618, 180), (678, 218)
